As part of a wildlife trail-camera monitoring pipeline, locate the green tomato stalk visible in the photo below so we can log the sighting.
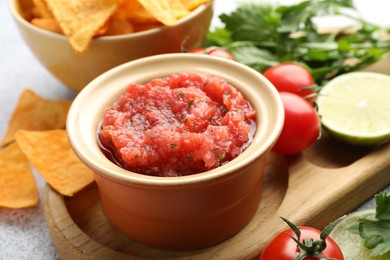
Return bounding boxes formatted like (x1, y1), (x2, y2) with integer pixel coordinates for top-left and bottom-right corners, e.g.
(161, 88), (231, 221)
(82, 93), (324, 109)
(281, 216), (345, 260)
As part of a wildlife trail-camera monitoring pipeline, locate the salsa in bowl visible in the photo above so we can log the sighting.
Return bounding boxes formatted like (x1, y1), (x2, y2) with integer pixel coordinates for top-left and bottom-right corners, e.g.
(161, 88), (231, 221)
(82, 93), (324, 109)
(66, 53), (284, 249)
(98, 71), (257, 177)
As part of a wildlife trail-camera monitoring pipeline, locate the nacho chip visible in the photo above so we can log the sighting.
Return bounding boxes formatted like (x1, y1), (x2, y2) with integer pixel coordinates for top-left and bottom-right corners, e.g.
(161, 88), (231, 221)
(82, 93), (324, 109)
(137, 0), (177, 26)
(170, 0), (189, 19)
(28, 0), (208, 45)
(32, 0), (53, 18)
(44, 0), (121, 52)
(0, 142), (39, 208)
(181, 0), (210, 11)
(133, 22), (162, 32)
(128, 7), (159, 24)
(114, 0), (161, 24)
(0, 89), (72, 147)
(93, 20), (110, 36)
(113, 0), (140, 19)
(15, 130), (95, 197)
(122, 0), (187, 25)
(102, 17), (134, 36)
(31, 18), (63, 34)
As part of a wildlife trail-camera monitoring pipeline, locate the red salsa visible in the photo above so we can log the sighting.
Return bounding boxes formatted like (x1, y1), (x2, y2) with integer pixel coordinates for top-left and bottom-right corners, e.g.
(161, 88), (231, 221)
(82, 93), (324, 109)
(98, 72), (256, 177)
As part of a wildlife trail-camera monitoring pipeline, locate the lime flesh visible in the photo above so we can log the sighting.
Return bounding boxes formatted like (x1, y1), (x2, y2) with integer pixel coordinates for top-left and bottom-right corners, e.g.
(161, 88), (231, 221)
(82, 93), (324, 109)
(317, 72), (390, 146)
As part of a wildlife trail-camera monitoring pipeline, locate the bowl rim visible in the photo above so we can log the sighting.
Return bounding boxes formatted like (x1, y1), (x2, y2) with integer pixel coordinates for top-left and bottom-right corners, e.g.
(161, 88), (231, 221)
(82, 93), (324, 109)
(9, 0), (213, 41)
(66, 53), (284, 186)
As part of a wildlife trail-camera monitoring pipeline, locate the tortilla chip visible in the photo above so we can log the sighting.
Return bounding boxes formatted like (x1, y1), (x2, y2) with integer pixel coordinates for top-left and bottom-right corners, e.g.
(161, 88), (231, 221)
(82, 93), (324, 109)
(0, 89), (72, 147)
(181, 0), (210, 11)
(0, 142), (39, 208)
(113, 0), (140, 19)
(15, 130), (95, 197)
(102, 17), (134, 36)
(115, 0), (160, 24)
(93, 20), (111, 36)
(170, 0), (189, 19)
(137, 0), (177, 26)
(44, 0), (121, 52)
(128, 7), (159, 24)
(133, 22), (162, 32)
(32, 0), (53, 18)
(31, 18), (63, 34)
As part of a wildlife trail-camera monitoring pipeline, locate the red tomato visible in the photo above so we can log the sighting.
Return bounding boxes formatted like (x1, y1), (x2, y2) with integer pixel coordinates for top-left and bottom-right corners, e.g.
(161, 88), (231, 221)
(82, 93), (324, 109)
(272, 92), (320, 155)
(189, 47), (235, 60)
(260, 226), (344, 260)
(263, 62), (315, 99)
(207, 48), (235, 60)
(189, 48), (207, 54)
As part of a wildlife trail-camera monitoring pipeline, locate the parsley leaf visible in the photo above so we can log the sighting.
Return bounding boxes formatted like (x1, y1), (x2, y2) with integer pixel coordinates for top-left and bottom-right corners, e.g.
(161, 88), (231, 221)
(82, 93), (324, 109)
(376, 191), (390, 220)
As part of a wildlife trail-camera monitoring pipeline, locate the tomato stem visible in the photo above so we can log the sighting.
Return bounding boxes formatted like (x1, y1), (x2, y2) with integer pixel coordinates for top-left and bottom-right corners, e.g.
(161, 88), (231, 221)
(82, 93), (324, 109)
(280, 216), (345, 260)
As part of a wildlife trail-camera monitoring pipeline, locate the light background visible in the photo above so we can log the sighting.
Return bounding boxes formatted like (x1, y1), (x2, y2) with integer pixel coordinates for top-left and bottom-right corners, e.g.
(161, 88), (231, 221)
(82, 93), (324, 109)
(0, 0), (389, 258)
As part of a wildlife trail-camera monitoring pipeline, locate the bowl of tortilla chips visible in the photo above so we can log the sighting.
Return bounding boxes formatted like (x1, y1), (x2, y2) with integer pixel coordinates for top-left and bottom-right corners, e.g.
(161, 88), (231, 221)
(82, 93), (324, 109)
(10, 0), (213, 92)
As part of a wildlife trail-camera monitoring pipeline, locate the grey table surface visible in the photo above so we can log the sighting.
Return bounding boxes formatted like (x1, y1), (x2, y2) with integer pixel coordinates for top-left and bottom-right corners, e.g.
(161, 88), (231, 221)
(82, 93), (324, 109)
(0, 0), (389, 259)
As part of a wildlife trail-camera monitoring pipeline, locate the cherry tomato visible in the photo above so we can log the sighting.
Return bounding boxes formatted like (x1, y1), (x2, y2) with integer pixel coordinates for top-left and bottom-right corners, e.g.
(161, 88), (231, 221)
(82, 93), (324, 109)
(263, 62), (315, 99)
(189, 47), (235, 60)
(260, 226), (344, 260)
(189, 48), (207, 54)
(272, 92), (320, 155)
(207, 48), (235, 60)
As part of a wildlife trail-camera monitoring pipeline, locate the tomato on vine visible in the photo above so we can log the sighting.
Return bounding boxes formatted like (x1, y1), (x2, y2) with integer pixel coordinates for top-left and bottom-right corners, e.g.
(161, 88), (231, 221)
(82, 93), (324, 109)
(260, 217), (344, 260)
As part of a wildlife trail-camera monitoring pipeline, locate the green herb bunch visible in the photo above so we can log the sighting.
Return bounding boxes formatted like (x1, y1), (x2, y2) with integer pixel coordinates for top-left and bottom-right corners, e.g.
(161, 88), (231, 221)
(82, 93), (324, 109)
(206, 0), (390, 86)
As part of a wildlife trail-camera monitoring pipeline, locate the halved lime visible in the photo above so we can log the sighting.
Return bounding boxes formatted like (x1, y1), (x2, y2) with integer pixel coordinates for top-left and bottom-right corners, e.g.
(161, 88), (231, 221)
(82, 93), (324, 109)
(317, 72), (390, 146)
(329, 209), (390, 260)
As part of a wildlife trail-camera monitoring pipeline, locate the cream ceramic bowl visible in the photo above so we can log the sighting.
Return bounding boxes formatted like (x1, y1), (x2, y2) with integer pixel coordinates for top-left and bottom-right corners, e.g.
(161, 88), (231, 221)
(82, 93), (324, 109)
(9, 0), (213, 92)
(66, 53), (284, 250)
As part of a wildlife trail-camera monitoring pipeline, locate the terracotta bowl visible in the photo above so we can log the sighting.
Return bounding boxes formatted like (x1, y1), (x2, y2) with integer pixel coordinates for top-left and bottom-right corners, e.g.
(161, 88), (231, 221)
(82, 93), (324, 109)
(9, 0), (213, 92)
(66, 53), (284, 250)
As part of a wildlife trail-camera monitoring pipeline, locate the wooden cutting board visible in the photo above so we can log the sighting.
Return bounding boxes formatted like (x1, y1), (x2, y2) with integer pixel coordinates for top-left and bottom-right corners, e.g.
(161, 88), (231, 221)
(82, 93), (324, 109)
(44, 58), (390, 259)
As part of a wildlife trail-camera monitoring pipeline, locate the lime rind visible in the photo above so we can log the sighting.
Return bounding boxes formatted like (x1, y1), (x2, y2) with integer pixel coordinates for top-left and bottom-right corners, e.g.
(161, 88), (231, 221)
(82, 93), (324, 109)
(317, 72), (390, 146)
(321, 124), (390, 146)
(329, 209), (390, 260)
